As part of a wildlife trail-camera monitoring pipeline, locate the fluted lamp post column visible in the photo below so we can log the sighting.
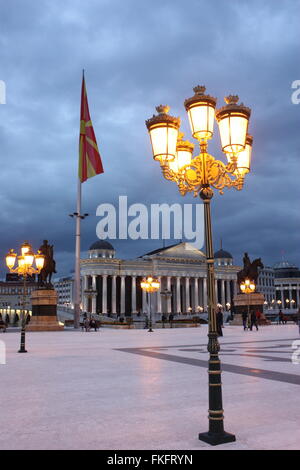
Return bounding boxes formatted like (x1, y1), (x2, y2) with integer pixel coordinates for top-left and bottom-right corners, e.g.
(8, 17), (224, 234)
(5, 242), (45, 353)
(141, 276), (160, 332)
(146, 85), (253, 445)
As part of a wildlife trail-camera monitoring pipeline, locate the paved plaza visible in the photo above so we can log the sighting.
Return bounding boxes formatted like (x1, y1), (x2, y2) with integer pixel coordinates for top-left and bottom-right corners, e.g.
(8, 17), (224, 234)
(0, 324), (300, 450)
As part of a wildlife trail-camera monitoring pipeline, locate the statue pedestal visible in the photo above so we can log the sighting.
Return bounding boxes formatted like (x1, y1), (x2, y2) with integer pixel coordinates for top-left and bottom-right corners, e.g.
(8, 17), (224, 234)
(231, 292), (265, 325)
(27, 289), (64, 332)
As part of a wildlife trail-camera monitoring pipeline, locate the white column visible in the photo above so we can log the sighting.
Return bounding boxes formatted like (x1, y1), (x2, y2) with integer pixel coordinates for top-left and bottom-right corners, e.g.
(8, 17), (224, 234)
(233, 280), (237, 298)
(91, 295), (96, 314)
(194, 278), (198, 312)
(112, 275), (117, 314)
(226, 280), (231, 306)
(83, 275), (89, 312)
(142, 289), (147, 314)
(203, 277), (207, 310)
(215, 279), (218, 304)
(281, 289), (284, 309)
(120, 276), (126, 315)
(92, 275), (97, 314)
(199, 278), (203, 307)
(131, 276), (137, 314)
(167, 277), (172, 313)
(102, 275), (107, 314)
(156, 277), (162, 314)
(221, 280), (225, 307)
(185, 277), (190, 312)
(176, 277), (181, 314)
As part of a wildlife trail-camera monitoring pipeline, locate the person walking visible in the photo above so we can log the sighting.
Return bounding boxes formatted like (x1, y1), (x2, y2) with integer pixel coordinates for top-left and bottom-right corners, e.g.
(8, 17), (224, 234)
(83, 316), (90, 332)
(242, 311), (248, 330)
(250, 310), (258, 331)
(216, 307), (223, 337)
(278, 309), (284, 325)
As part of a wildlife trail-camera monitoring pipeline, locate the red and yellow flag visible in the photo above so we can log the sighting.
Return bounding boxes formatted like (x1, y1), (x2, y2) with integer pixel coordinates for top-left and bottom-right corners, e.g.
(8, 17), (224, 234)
(78, 74), (104, 183)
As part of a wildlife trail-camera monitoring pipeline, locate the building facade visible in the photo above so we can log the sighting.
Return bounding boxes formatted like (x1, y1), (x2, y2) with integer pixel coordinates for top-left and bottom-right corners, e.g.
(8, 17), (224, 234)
(80, 241), (240, 316)
(273, 261), (300, 310)
(256, 266), (276, 304)
(53, 277), (75, 307)
(0, 274), (37, 321)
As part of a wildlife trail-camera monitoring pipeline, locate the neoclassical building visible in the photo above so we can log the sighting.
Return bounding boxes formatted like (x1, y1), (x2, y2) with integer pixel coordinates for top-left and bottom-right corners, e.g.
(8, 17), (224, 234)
(274, 261), (300, 310)
(80, 241), (240, 316)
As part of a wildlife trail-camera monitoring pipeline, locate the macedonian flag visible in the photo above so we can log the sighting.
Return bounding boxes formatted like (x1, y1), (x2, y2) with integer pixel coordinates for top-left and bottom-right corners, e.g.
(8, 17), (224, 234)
(78, 74), (104, 183)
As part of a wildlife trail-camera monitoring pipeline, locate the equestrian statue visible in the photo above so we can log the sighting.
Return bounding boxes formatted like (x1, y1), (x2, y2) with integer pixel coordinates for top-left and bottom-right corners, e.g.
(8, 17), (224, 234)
(37, 240), (57, 287)
(237, 252), (264, 286)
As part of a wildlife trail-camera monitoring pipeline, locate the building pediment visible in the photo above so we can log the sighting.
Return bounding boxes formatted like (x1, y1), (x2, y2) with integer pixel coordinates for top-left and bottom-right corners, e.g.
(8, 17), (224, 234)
(142, 242), (206, 262)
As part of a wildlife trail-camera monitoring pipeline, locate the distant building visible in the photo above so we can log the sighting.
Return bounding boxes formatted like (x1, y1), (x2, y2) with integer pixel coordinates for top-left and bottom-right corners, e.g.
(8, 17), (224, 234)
(257, 266), (276, 304)
(256, 260), (300, 311)
(53, 277), (75, 307)
(80, 240), (240, 316)
(0, 274), (38, 320)
(273, 261), (300, 310)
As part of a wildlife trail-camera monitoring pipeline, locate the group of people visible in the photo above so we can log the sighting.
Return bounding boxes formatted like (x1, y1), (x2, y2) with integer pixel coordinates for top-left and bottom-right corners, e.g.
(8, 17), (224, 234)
(82, 314), (100, 332)
(242, 310), (261, 331)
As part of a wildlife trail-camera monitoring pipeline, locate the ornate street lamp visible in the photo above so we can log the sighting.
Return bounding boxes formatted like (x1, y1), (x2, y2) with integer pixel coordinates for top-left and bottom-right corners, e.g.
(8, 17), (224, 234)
(146, 84), (252, 445)
(5, 242), (45, 353)
(240, 278), (255, 329)
(140, 276), (160, 332)
(160, 288), (172, 327)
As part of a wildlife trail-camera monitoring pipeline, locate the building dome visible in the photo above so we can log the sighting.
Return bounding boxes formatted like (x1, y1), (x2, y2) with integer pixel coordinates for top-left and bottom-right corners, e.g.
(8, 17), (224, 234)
(214, 249), (233, 259)
(89, 240), (114, 251)
(214, 248), (233, 266)
(88, 240), (115, 259)
(273, 261), (297, 270)
(273, 260), (300, 279)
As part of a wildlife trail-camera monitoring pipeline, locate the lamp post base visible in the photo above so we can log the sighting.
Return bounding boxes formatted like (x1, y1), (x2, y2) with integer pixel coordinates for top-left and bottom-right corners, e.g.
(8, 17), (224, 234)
(18, 349), (28, 354)
(198, 431), (236, 446)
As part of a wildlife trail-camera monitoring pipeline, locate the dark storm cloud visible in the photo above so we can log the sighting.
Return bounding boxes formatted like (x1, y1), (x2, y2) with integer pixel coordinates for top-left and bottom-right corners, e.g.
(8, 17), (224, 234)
(0, 0), (299, 277)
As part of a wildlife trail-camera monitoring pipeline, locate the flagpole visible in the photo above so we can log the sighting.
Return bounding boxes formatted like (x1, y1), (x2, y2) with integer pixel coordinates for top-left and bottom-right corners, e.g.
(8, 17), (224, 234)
(74, 178), (82, 329)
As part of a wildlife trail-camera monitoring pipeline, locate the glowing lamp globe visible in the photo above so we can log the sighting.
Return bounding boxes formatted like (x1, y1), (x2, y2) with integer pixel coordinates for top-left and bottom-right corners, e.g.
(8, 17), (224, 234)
(146, 105), (180, 162)
(216, 95), (251, 157)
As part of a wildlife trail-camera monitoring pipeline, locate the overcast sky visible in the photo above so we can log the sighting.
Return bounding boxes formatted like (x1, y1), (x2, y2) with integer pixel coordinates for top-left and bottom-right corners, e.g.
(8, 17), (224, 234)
(0, 0), (299, 278)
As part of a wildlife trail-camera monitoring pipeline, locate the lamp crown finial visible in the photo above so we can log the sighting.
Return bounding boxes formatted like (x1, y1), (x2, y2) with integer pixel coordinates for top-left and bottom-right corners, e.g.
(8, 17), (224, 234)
(156, 105), (169, 115)
(224, 95), (239, 105)
(193, 85), (206, 95)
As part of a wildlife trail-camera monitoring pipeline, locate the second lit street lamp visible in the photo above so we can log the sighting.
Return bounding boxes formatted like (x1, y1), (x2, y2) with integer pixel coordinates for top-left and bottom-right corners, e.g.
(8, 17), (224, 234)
(240, 278), (256, 329)
(146, 85), (253, 445)
(6, 242), (45, 353)
(141, 276), (160, 332)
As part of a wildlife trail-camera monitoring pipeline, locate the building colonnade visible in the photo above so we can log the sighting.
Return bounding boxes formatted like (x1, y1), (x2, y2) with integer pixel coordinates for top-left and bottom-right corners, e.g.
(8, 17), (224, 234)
(82, 274), (237, 316)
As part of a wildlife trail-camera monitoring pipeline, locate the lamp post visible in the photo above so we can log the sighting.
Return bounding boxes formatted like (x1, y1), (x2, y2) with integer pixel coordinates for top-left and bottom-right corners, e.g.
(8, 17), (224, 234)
(141, 276), (160, 332)
(146, 85), (252, 445)
(160, 288), (172, 327)
(5, 242), (45, 353)
(240, 278), (256, 329)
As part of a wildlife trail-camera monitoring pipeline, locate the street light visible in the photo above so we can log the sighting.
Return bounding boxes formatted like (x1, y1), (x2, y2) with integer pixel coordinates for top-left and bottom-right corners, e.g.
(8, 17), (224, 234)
(140, 276), (160, 332)
(146, 85), (252, 445)
(240, 278), (256, 329)
(160, 288), (172, 327)
(5, 242), (45, 353)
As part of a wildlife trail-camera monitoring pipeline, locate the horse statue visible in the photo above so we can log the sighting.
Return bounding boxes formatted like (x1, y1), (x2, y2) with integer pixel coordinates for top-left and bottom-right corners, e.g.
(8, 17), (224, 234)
(37, 240), (57, 287)
(237, 252), (264, 286)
